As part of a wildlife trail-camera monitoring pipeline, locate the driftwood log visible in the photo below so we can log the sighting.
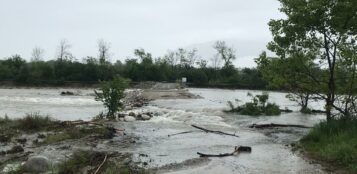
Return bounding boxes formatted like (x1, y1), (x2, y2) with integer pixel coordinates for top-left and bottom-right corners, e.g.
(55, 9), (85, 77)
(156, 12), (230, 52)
(167, 131), (198, 137)
(191, 125), (239, 138)
(249, 123), (312, 129)
(197, 146), (251, 157)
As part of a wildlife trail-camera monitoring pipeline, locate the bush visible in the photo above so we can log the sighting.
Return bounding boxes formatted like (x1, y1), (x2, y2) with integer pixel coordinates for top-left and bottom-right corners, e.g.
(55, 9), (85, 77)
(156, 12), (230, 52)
(301, 118), (357, 172)
(300, 107), (312, 114)
(95, 76), (129, 119)
(227, 92), (281, 116)
(264, 103), (281, 116)
(240, 102), (262, 116)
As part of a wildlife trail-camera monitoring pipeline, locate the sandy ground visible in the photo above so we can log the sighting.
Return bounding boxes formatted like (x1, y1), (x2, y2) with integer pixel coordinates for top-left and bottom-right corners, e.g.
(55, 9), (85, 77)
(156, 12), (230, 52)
(140, 89), (201, 100)
(135, 82), (202, 100)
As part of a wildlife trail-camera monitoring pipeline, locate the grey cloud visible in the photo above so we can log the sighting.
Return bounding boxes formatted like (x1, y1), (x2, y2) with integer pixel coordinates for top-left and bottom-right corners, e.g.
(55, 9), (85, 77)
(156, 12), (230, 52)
(0, 0), (283, 67)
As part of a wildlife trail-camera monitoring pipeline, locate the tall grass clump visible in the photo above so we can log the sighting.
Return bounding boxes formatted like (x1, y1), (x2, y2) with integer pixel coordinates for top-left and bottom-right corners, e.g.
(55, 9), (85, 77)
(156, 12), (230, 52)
(0, 113), (58, 142)
(301, 117), (357, 171)
(17, 113), (57, 131)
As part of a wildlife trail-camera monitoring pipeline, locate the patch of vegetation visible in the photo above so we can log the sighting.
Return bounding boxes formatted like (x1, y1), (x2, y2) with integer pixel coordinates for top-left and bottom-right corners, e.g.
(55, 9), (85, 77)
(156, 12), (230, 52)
(300, 107), (312, 114)
(7, 165), (26, 174)
(0, 113), (59, 142)
(227, 92), (281, 116)
(95, 76), (129, 119)
(43, 126), (115, 145)
(57, 150), (134, 174)
(301, 118), (357, 172)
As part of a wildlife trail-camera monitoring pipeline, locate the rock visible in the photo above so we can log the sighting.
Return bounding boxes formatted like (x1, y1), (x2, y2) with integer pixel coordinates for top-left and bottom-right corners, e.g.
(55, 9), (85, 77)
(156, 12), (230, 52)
(7, 145), (24, 154)
(124, 106), (133, 110)
(16, 138), (27, 144)
(37, 133), (46, 139)
(133, 102), (143, 107)
(128, 112), (136, 117)
(141, 114), (151, 120)
(0, 134), (11, 142)
(124, 116), (136, 122)
(60, 91), (75, 96)
(24, 156), (50, 173)
(117, 113), (127, 118)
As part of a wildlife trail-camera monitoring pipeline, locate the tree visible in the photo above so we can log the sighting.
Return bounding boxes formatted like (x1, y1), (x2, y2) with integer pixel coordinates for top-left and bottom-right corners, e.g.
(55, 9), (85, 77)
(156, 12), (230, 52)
(268, 0), (357, 120)
(31, 47), (45, 62)
(255, 51), (317, 112)
(213, 41), (236, 68)
(134, 48), (153, 65)
(94, 77), (129, 119)
(56, 39), (73, 61)
(98, 39), (111, 65)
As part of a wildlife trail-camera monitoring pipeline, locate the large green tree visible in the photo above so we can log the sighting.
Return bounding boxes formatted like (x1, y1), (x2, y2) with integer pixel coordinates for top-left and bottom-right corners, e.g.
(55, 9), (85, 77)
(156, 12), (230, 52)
(269, 0), (357, 120)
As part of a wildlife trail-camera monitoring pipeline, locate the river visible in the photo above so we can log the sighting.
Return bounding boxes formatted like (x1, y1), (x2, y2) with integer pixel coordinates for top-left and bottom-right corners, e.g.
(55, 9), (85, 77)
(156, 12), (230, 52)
(0, 88), (326, 173)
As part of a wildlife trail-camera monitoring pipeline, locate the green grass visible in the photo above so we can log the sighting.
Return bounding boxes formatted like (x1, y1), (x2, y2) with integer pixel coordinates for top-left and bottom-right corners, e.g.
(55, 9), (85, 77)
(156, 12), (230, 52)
(57, 150), (134, 174)
(0, 113), (59, 142)
(0, 113), (114, 144)
(301, 118), (357, 172)
(43, 126), (114, 145)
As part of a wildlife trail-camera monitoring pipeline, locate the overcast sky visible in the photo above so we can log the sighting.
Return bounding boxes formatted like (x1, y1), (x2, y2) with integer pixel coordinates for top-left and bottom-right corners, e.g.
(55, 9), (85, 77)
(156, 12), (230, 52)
(0, 0), (283, 67)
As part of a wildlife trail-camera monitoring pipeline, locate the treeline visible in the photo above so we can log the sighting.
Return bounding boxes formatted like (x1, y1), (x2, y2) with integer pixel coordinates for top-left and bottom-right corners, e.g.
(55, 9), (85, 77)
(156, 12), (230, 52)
(0, 40), (267, 89)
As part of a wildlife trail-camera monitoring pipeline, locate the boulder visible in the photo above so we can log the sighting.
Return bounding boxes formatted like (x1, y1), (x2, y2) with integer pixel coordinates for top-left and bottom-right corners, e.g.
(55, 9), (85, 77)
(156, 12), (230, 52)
(141, 114), (151, 120)
(7, 145), (24, 154)
(60, 91), (75, 96)
(124, 106), (133, 110)
(117, 113), (127, 118)
(128, 112), (136, 117)
(124, 116), (136, 122)
(24, 156), (50, 173)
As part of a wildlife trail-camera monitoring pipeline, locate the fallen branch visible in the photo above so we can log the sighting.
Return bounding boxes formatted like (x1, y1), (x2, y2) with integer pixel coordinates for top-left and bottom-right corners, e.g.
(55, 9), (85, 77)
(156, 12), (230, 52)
(168, 131), (198, 137)
(249, 123), (312, 129)
(191, 125), (239, 138)
(94, 154), (107, 174)
(197, 146), (251, 158)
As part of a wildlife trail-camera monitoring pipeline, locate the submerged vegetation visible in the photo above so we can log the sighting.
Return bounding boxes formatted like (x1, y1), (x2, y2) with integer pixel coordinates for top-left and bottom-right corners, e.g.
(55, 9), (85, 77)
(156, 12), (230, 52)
(227, 92), (281, 116)
(301, 118), (357, 172)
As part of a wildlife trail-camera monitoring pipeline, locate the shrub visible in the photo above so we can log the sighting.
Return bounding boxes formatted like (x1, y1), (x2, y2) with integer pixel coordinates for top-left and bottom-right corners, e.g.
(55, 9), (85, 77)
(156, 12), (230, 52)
(264, 103), (281, 116)
(227, 92), (281, 116)
(300, 107), (312, 114)
(95, 76), (129, 119)
(239, 102), (262, 116)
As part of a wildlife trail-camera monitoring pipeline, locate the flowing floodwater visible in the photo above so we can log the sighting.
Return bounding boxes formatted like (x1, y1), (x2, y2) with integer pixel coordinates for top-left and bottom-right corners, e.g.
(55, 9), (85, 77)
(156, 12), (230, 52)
(0, 88), (326, 173)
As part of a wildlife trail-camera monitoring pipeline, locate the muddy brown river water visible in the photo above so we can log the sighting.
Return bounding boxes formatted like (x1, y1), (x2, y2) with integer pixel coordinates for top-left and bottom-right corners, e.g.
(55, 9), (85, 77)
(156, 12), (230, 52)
(0, 88), (327, 173)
